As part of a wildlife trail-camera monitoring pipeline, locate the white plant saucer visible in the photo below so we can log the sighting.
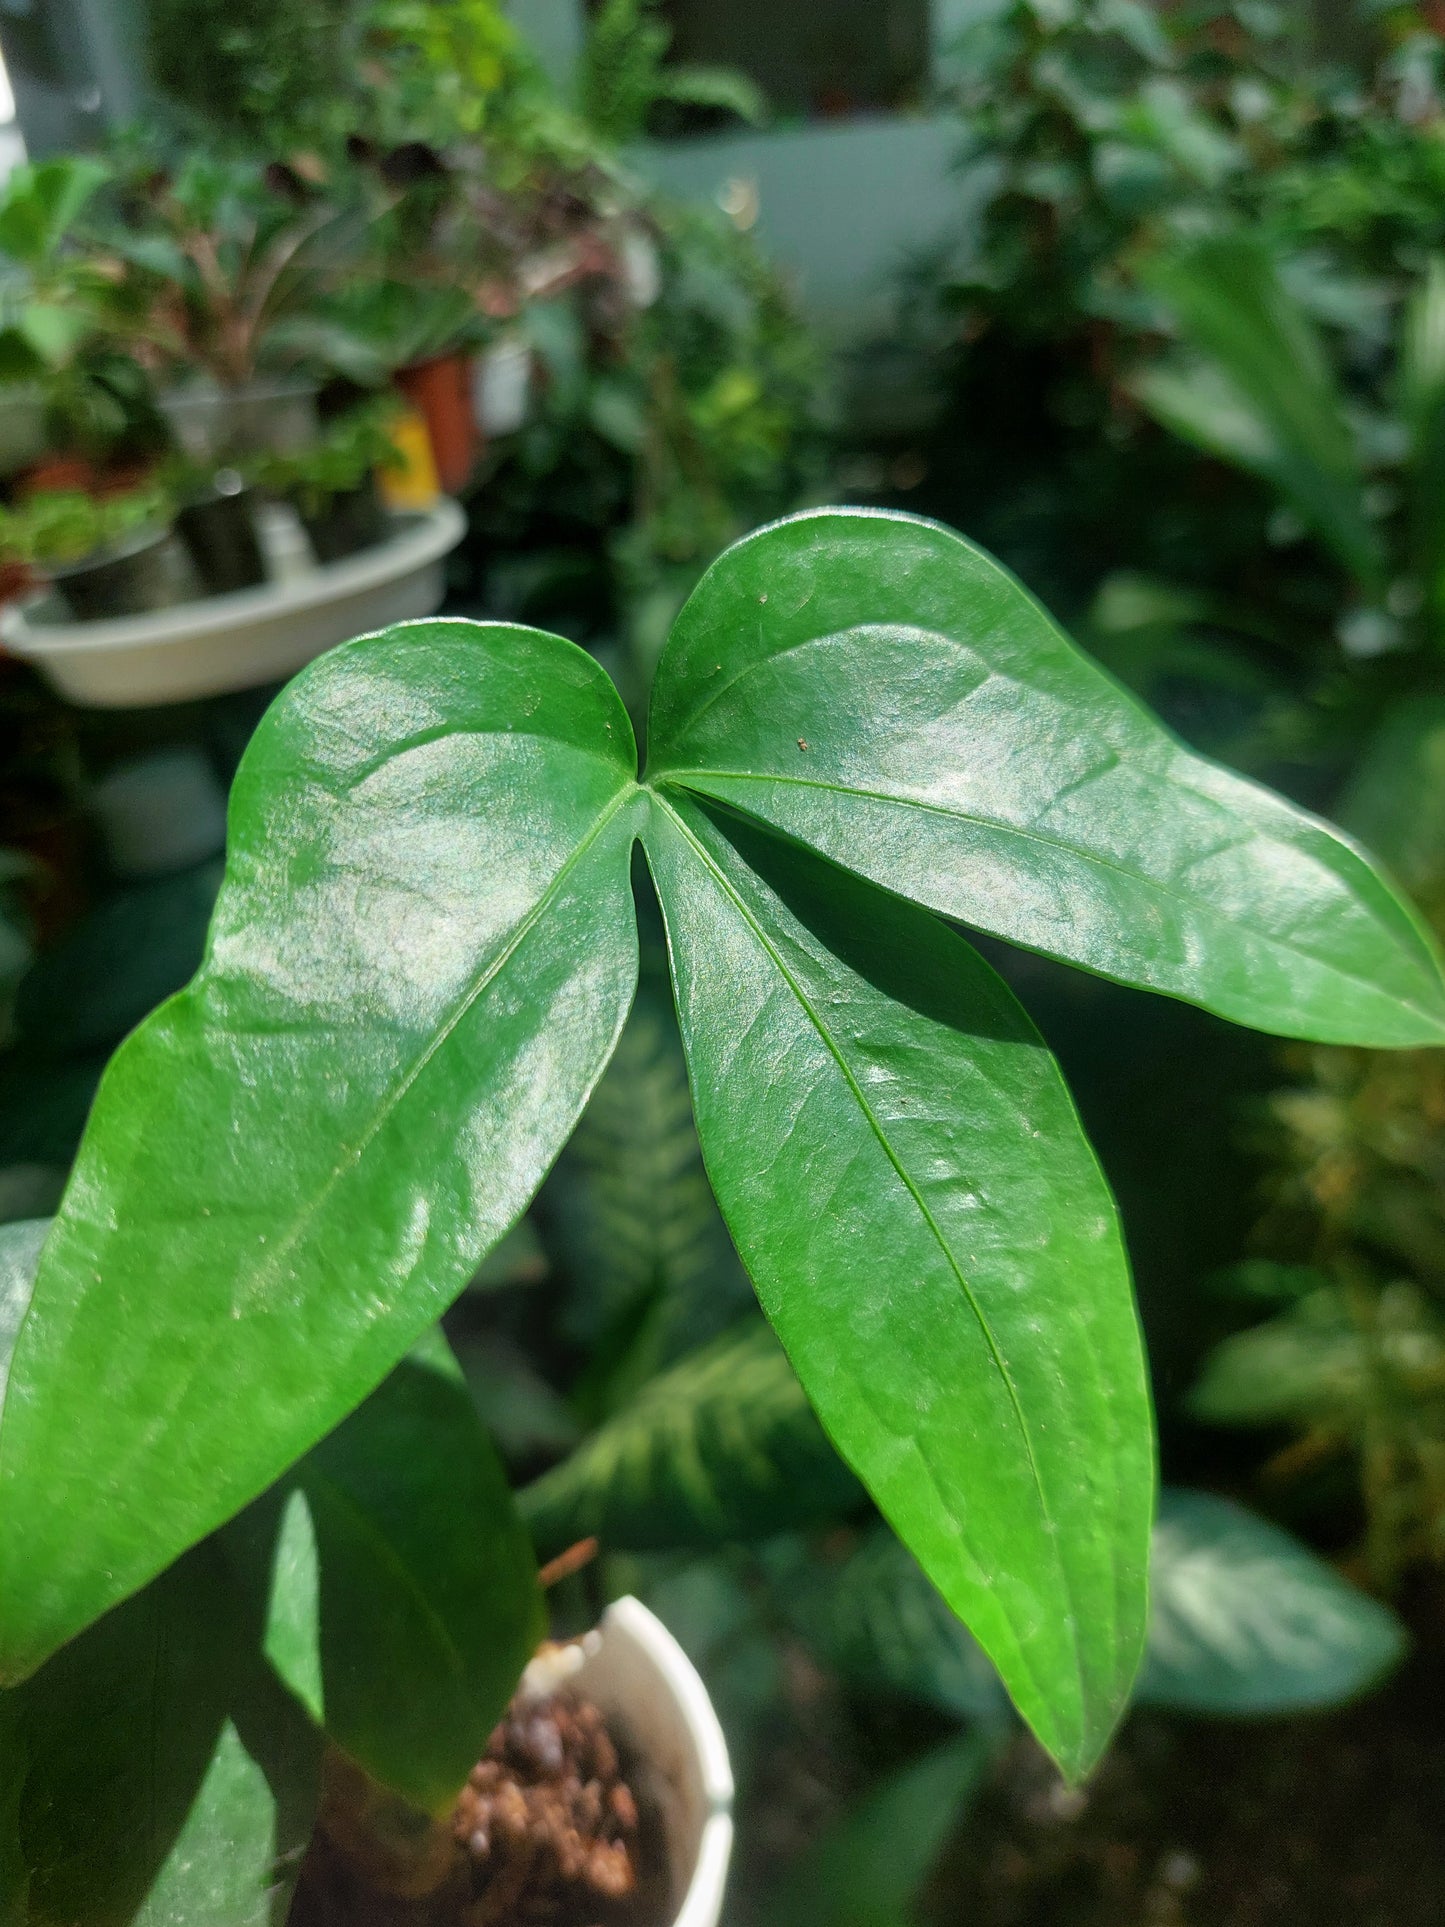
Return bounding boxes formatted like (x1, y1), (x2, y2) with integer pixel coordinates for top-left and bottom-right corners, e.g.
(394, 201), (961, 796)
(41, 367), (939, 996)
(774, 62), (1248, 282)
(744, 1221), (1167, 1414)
(1, 499), (467, 708)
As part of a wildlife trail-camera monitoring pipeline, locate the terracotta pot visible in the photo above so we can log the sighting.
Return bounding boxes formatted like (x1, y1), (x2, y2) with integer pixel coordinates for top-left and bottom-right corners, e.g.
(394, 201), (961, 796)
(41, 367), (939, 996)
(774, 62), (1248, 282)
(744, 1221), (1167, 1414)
(395, 353), (479, 494)
(18, 454), (100, 499)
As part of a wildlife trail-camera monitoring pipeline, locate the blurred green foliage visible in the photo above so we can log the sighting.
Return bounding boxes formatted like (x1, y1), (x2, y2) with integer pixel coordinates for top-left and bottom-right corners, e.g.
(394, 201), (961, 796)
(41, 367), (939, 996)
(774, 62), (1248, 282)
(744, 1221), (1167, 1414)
(904, 1), (1445, 742)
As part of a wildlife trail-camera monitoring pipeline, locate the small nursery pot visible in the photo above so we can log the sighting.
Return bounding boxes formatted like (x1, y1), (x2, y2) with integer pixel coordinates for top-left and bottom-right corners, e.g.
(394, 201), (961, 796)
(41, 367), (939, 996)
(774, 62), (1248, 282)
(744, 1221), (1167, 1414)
(298, 476), (388, 566)
(395, 352), (478, 495)
(159, 377), (320, 464)
(50, 528), (182, 622)
(542, 1596), (733, 1927)
(175, 477), (266, 595)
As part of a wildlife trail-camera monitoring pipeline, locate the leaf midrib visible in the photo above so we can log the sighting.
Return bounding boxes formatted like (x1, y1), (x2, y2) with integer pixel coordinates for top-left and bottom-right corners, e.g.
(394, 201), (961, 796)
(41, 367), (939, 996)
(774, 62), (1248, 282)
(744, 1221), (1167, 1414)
(668, 767), (1442, 1024)
(651, 792), (1085, 1723)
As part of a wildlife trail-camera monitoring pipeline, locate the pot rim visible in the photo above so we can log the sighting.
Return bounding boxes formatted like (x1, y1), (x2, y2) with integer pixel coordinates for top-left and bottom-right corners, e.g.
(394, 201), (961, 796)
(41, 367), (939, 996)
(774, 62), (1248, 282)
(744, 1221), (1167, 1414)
(4, 499), (463, 649)
(576, 1595), (734, 1927)
(48, 524), (174, 579)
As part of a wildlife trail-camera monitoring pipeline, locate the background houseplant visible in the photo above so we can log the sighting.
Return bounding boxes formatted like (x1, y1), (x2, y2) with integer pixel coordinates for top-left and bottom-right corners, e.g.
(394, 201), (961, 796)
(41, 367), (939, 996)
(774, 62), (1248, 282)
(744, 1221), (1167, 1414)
(0, 484), (178, 620)
(0, 505), (1439, 1921)
(7, 0), (1445, 1915)
(258, 404), (401, 565)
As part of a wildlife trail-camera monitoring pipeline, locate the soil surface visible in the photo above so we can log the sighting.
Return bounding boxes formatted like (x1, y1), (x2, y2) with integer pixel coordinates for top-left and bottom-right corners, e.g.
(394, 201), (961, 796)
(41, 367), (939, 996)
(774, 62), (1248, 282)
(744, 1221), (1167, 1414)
(289, 1687), (668, 1927)
(724, 1581), (1445, 1927)
(923, 1579), (1445, 1927)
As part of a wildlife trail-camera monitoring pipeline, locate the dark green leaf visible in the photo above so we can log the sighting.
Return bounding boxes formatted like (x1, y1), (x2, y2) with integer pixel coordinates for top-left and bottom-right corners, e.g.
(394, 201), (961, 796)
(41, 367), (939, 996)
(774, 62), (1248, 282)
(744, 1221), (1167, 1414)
(1397, 257), (1445, 612)
(762, 1731), (997, 1927)
(0, 157), (108, 267)
(1189, 1288), (1368, 1428)
(1335, 692), (1445, 902)
(11, 1539), (318, 1927)
(228, 1329), (544, 1814)
(642, 794), (1152, 1779)
(646, 510), (1442, 1046)
(12, 864), (223, 1058)
(777, 1526), (1010, 1723)
(0, 620), (641, 1683)
(540, 961), (750, 1366)
(1191, 1281), (1445, 1431)
(520, 1318), (865, 1558)
(1138, 233), (1384, 590)
(0, 1219), (318, 1925)
(1137, 1490), (1406, 1714)
(450, 1330), (583, 1462)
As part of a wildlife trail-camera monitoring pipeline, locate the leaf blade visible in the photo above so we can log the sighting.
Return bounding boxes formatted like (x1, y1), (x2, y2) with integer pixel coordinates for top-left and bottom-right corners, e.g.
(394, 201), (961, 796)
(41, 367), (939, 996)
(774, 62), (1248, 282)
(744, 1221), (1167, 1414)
(642, 793), (1153, 1778)
(229, 1330), (544, 1815)
(1138, 233), (1383, 589)
(520, 1318), (865, 1557)
(1138, 1489), (1406, 1715)
(0, 620), (640, 1682)
(647, 510), (1444, 1046)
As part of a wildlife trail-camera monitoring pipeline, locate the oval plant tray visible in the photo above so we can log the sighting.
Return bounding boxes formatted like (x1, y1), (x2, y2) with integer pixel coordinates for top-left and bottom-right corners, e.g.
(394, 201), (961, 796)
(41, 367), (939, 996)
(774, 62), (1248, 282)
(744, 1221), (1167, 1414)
(0, 499), (467, 708)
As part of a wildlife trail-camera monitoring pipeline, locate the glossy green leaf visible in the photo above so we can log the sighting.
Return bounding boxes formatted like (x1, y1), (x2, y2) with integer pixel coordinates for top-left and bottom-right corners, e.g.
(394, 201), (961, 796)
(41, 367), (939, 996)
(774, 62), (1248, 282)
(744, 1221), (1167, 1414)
(227, 1328), (544, 1815)
(642, 793), (1152, 1779)
(520, 1318), (865, 1558)
(762, 1731), (997, 1927)
(786, 1495), (1404, 1727)
(0, 620), (641, 1683)
(1137, 1490), (1406, 1715)
(646, 510), (1442, 1046)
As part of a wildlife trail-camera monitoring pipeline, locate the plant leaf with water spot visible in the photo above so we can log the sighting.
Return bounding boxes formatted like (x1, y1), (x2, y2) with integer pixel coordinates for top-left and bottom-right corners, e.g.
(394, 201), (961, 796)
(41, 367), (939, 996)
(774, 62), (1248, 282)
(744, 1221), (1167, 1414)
(0, 620), (640, 1683)
(647, 509), (1443, 1047)
(642, 792), (1152, 1779)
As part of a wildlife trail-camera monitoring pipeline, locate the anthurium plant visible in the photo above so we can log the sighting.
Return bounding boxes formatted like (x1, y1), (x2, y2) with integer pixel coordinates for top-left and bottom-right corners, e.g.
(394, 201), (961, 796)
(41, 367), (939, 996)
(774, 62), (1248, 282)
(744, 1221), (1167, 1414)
(1, 508), (1440, 1921)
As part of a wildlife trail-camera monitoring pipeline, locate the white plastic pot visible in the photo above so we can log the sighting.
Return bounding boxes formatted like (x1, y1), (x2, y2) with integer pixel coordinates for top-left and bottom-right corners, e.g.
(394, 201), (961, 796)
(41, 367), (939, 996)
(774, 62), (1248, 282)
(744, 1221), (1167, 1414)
(527, 1596), (734, 1927)
(473, 335), (532, 438)
(1, 500), (466, 708)
(157, 376), (320, 462)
